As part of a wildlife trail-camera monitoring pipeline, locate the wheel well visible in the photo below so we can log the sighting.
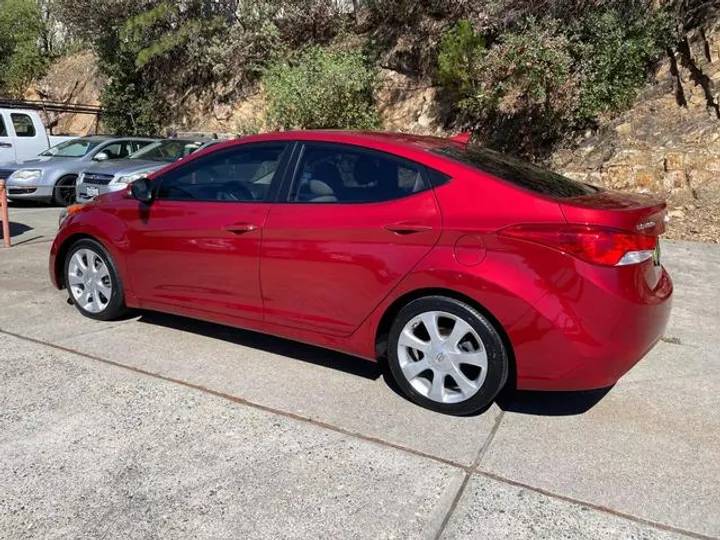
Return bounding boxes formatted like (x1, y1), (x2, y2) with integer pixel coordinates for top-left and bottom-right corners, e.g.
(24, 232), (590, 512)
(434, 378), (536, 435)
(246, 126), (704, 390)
(374, 288), (516, 386)
(54, 233), (96, 289)
(54, 174), (78, 189)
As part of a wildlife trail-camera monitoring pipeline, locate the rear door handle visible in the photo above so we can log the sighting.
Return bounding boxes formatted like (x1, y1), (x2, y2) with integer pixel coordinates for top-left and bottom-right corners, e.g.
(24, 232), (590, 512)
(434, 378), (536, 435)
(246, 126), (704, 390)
(224, 222), (259, 234)
(383, 222), (434, 235)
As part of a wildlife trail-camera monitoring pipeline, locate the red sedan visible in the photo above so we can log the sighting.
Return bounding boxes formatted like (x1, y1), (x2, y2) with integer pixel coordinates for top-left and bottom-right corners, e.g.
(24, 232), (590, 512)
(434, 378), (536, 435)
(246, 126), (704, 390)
(50, 131), (672, 415)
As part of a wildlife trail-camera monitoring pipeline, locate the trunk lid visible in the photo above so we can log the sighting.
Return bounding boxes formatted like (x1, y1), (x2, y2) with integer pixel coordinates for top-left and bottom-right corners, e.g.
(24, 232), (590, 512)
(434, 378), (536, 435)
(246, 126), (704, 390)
(559, 190), (667, 236)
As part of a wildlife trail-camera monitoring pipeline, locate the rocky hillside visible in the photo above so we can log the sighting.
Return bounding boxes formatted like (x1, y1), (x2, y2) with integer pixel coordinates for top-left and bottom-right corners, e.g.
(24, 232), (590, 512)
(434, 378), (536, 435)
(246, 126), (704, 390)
(28, 17), (720, 243)
(25, 52), (105, 136)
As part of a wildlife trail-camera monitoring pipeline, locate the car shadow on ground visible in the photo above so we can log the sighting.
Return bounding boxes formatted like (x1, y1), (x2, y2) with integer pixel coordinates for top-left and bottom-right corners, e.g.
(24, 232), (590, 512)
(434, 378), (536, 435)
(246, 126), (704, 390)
(496, 387), (613, 416)
(137, 310), (613, 415)
(137, 311), (382, 381)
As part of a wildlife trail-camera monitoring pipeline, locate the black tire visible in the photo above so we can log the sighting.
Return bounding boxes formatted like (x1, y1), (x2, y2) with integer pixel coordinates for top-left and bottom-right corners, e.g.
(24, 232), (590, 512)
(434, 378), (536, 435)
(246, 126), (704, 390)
(64, 238), (128, 321)
(387, 296), (509, 416)
(53, 175), (77, 207)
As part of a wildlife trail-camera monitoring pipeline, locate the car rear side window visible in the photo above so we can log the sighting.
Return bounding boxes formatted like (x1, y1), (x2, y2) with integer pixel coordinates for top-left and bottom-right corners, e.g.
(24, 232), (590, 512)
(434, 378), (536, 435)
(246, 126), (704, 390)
(434, 146), (597, 198)
(290, 144), (430, 203)
(11, 114), (36, 138)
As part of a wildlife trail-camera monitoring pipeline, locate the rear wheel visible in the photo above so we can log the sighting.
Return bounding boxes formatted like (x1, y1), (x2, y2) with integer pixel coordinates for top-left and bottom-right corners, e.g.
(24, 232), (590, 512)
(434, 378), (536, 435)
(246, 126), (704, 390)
(64, 239), (127, 321)
(53, 175), (77, 207)
(387, 296), (509, 416)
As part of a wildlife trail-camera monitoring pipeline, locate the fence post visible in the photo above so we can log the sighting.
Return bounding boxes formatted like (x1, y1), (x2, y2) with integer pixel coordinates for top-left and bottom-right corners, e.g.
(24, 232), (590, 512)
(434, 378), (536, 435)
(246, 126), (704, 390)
(0, 179), (10, 248)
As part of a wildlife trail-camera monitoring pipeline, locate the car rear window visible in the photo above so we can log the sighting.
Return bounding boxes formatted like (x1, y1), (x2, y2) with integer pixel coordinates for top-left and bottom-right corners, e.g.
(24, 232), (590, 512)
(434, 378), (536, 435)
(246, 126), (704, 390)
(433, 145), (597, 198)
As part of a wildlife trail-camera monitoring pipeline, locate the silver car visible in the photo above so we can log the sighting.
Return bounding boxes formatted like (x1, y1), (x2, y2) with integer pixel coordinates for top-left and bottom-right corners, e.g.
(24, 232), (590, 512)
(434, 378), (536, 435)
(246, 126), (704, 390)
(3, 136), (158, 206)
(76, 139), (218, 203)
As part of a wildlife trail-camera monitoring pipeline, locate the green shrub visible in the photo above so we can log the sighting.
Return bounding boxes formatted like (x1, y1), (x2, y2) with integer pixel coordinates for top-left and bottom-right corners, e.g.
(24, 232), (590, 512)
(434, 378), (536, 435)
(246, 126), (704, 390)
(437, 19), (485, 96)
(263, 46), (379, 130)
(572, 10), (673, 121)
(437, 9), (673, 154)
(0, 0), (48, 96)
(438, 18), (579, 153)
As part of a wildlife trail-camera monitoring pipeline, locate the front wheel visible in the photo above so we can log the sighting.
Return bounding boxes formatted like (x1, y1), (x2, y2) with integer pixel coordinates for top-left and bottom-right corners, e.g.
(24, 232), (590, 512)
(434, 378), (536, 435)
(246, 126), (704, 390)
(64, 239), (127, 321)
(53, 175), (77, 207)
(387, 296), (509, 416)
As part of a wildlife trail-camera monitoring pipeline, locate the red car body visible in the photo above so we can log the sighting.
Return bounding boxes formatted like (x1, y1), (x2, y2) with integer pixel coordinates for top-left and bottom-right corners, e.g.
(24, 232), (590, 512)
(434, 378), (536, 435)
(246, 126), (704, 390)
(50, 131), (672, 391)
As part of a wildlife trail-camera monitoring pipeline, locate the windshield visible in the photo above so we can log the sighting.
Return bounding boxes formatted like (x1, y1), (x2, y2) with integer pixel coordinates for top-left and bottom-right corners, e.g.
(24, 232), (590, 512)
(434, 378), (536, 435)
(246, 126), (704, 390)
(434, 145), (598, 198)
(129, 140), (205, 162)
(41, 139), (101, 158)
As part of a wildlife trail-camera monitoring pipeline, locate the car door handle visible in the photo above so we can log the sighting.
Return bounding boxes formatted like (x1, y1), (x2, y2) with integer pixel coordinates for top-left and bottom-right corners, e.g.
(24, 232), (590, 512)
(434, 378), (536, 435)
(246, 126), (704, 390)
(224, 223), (260, 234)
(0, 142), (12, 148)
(383, 222), (434, 235)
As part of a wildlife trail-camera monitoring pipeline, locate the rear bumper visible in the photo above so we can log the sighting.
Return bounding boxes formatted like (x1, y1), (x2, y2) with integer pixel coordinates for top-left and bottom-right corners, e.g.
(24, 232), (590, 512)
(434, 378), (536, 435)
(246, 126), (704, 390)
(513, 264), (673, 391)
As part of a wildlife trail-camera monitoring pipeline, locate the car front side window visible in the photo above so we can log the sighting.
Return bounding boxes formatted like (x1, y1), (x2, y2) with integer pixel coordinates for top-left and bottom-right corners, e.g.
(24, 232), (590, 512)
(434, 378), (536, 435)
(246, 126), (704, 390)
(155, 144), (289, 203)
(290, 144), (429, 204)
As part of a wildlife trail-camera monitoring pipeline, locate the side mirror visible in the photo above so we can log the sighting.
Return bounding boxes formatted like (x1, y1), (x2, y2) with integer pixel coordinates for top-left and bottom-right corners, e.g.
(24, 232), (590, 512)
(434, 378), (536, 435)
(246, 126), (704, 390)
(94, 151), (109, 161)
(130, 177), (153, 203)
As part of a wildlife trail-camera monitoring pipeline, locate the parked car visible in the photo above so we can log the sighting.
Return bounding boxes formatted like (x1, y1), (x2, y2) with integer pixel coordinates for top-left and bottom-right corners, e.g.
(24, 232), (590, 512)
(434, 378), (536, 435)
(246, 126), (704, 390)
(2, 136), (158, 206)
(0, 108), (74, 165)
(76, 138), (218, 203)
(50, 131), (673, 415)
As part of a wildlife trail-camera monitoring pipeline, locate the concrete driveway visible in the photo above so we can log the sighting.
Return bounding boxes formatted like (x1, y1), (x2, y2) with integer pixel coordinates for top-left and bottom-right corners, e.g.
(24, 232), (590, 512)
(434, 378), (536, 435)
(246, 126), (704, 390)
(1, 206), (719, 540)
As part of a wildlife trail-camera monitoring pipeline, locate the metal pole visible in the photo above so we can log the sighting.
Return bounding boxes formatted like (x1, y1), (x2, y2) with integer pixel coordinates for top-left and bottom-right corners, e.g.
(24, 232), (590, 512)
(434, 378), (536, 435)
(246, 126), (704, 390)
(0, 179), (10, 248)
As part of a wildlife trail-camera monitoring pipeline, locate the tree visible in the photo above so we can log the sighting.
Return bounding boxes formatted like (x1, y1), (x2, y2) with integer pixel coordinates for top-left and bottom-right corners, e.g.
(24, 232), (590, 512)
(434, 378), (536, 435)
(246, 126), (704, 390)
(0, 0), (48, 96)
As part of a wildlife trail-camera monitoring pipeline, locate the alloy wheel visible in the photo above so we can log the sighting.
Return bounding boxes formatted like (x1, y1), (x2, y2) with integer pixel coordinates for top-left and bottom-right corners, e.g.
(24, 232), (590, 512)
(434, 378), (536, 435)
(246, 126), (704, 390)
(67, 248), (113, 314)
(396, 310), (488, 404)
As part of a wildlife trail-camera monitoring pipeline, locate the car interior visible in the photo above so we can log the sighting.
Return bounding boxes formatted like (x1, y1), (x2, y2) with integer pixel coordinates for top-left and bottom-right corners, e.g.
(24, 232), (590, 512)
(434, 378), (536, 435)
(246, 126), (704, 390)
(157, 147), (283, 202)
(293, 149), (428, 203)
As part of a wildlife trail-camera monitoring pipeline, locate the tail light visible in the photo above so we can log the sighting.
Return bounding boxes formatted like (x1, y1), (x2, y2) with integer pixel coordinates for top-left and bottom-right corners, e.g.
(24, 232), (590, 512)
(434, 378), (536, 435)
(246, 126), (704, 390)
(500, 224), (658, 267)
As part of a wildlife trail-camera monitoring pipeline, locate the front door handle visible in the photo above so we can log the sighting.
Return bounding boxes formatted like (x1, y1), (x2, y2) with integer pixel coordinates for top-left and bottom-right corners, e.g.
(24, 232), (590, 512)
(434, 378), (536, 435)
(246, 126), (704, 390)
(383, 222), (434, 235)
(224, 222), (259, 234)
(0, 142), (12, 149)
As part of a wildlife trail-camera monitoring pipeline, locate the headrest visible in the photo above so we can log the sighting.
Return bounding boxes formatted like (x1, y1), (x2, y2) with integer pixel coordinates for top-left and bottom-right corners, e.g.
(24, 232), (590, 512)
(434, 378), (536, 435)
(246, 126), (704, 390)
(309, 180), (334, 196)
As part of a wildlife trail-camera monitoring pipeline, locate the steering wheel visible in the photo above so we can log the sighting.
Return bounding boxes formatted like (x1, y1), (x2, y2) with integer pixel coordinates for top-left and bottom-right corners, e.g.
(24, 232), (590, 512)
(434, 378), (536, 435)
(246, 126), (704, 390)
(222, 183), (255, 201)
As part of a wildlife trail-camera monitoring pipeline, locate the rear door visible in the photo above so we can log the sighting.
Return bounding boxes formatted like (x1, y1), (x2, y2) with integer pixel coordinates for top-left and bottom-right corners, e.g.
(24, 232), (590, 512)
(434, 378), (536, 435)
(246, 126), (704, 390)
(0, 112), (17, 163)
(120, 142), (291, 321)
(260, 142), (442, 336)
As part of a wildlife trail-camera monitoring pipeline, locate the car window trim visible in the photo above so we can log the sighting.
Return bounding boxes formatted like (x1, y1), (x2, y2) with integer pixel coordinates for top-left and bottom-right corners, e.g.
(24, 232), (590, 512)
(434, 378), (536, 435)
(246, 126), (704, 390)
(152, 141), (295, 204)
(282, 141), (434, 205)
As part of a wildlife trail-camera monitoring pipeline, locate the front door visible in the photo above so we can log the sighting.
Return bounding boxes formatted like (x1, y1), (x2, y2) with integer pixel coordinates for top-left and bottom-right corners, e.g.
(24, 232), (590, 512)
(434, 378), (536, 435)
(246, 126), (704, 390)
(120, 142), (291, 321)
(261, 142), (442, 336)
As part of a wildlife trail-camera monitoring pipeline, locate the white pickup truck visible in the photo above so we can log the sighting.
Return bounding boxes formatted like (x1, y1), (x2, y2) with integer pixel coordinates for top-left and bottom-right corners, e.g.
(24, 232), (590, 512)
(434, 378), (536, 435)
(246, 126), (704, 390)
(0, 108), (74, 164)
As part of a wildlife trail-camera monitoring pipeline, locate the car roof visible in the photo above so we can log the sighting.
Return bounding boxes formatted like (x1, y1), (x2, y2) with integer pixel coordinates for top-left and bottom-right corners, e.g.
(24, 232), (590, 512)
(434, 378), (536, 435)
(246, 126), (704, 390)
(203, 130), (463, 160)
(73, 135), (160, 142)
(233, 130), (456, 151)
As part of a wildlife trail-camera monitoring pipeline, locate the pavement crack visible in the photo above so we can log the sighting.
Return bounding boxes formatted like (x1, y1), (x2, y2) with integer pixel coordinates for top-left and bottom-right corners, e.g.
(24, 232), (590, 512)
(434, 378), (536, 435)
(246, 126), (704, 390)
(473, 471), (718, 540)
(430, 410), (506, 540)
(0, 329), (468, 472)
